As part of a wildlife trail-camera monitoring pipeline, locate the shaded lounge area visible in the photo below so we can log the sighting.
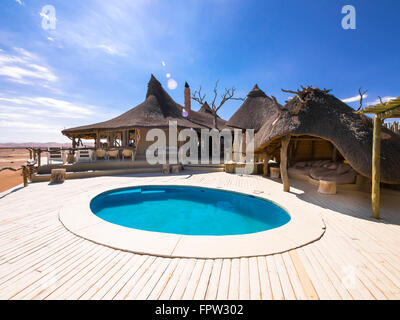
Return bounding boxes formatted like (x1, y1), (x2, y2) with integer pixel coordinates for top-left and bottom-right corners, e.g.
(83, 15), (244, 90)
(254, 87), (400, 206)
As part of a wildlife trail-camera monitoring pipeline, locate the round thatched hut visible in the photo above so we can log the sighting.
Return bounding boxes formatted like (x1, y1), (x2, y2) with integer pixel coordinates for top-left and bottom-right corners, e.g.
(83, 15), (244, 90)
(254, 86), (400, 185)
(227, 84), (282, 132)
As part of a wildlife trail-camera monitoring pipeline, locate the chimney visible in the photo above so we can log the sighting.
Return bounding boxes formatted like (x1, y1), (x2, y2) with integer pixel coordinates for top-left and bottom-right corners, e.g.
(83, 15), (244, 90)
(184, 82), (191, 118)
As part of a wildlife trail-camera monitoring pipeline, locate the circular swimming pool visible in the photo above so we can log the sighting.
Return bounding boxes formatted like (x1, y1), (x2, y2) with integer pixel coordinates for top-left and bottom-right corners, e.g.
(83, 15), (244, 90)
(90, 185), (291, 236)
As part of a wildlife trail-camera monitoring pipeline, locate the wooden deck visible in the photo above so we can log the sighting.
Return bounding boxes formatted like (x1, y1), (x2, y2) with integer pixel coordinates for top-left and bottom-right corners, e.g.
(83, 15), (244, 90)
(0, 172), (399, 300)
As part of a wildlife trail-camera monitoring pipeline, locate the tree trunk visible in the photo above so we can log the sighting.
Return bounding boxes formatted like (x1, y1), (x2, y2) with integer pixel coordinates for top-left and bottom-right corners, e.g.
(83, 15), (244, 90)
(213, 111), (218, 130)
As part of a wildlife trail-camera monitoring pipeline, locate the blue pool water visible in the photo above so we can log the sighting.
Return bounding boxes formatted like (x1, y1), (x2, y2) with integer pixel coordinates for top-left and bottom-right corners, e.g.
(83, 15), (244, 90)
(90, 186), (291, 236)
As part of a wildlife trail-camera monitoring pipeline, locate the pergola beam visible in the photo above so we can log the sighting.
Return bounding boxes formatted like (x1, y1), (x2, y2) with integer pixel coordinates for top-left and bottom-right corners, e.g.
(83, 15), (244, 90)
(280, 135), (291, 192)
(357, 96), (400, 219)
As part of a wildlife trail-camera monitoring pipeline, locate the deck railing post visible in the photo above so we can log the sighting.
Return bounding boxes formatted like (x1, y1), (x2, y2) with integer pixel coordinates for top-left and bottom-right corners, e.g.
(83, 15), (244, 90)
(22, 165), (29, 187)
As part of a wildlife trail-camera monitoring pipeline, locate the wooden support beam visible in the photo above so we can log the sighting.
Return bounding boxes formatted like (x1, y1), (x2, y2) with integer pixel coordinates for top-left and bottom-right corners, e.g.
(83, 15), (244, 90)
(280, 135), (291, 192)
(22, 165), (29, 187)
(372, 115), (381, 219)
(95, 130), (100, 148)
(263, 152), (271, 176)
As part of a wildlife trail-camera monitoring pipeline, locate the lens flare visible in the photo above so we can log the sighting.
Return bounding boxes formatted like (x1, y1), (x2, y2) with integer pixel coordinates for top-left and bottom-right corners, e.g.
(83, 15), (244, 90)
(167, 78), (178, 90)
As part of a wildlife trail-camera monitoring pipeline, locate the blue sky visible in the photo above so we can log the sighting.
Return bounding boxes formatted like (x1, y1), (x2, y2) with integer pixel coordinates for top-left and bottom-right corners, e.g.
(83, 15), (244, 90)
(0, 0), (399, 142)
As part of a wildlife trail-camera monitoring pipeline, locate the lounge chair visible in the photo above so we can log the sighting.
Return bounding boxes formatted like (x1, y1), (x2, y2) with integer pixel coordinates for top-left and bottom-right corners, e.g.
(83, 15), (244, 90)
(47, 147), (64, 165)
(94, 149), (107, 161)
(76, 149), (92, 163)
(122, 149), (135, 161)
(107, 149), (119, 160)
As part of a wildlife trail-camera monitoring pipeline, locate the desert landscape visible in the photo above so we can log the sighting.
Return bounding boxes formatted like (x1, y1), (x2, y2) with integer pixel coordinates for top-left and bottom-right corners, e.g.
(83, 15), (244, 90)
(0, 149), (30, 193)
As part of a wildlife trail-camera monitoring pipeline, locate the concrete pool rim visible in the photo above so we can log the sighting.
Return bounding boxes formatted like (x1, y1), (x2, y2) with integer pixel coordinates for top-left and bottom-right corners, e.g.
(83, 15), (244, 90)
(59, 182), (326, 258)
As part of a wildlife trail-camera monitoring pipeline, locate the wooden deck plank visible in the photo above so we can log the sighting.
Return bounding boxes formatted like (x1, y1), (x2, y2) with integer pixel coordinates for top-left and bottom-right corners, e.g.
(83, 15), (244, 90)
(193, 260), (214, 300)
(257, 256), (272, 300)
(205, 259), (223, 300)
(182, 259), (206, 300)
(248, 257), (261, 300)
(0, 172), (399, 300)
(216, 259), (231, 300)
(228, 258), (240, 300)
(92, 254), (145, 300)
(158, 259), (189, 300)
(147, 258), (179, 300)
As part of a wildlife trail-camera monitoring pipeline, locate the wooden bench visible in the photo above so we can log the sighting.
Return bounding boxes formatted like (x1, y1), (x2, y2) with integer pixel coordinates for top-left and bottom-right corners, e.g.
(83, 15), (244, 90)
(318, 180), (337, 195)
(51, 168), (66, 183)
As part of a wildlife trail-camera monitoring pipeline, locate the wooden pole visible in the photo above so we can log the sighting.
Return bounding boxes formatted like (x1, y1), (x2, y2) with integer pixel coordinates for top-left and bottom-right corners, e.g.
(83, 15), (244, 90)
(372, 115), (381, 219)
(263, 152), (270, 176)
(280, 135), (291, 192)
(96, 130), (100, 148)
(22, 165), (29, 187)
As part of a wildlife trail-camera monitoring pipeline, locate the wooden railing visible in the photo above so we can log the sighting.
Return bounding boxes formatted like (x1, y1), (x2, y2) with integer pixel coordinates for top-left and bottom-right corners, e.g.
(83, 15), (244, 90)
(0, 165), (31, 187)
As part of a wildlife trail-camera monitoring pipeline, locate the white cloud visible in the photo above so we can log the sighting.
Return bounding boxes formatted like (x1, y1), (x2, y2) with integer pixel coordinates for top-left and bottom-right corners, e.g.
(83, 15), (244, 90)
(0, 120), (61, 132)
(366, 96), (397, 106)
(0, 94), (113, 142)
(97, 44), (118, 55)
(15, 0), (24, 6)
(342, 94), (368, 103)
(0, 47), (58, 85)
(0, 96), (96, 117)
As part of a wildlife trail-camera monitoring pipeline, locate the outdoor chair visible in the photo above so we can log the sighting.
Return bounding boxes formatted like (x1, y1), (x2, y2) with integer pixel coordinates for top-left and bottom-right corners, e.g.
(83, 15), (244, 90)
(76, 149), (93, 163)
(122, 149), (135, 161)
(107, 149), (119, 160)
(47, 147), (65, 165)
(94, 149), (107, 161)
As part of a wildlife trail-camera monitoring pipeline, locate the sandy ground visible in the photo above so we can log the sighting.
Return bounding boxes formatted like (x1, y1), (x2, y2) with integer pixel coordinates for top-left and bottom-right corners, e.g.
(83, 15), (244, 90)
(0, 149), (30, 193)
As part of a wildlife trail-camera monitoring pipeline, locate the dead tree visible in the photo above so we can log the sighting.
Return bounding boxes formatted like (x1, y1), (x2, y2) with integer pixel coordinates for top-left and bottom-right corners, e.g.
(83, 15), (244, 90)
(192, 80), (244, 129)
(357, 87), (368, 111)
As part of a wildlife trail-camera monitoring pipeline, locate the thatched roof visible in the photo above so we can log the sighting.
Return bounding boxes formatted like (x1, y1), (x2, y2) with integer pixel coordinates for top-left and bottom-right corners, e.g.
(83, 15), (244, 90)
(199, 102), (213, 114)
(227, 84), (281, 132)
(254, 87), (400, 184)
(63, 75), (228, 136)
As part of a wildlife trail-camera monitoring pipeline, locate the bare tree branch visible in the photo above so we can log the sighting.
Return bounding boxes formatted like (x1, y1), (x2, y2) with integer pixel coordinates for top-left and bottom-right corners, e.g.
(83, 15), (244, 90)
(357, 86), (368, 111)
(191, 86), (206, 105)
(192, 80), (244, 129)
(211, 80), (219, 111)
(281, 89), (299, 95)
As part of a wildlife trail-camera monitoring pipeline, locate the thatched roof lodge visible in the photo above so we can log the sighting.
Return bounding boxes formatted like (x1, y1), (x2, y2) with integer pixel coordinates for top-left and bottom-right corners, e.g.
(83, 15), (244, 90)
(254, 86), (400, 185)
(62, 75), (228, 158)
